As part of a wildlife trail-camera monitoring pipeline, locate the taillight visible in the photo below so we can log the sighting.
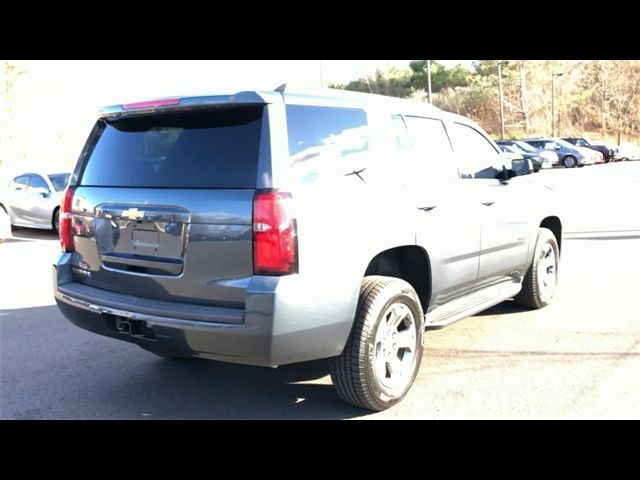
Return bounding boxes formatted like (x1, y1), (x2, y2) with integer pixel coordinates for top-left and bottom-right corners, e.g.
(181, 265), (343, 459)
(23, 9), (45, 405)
(253, 190), (298, 275)
(60, 186), (75, 253)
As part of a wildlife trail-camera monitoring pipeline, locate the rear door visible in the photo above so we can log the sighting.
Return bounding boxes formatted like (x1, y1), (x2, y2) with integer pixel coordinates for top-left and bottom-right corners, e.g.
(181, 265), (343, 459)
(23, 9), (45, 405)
(24, 174), (52, 226)
(68, 105), (267, 309)
(396, 114), (481, 309)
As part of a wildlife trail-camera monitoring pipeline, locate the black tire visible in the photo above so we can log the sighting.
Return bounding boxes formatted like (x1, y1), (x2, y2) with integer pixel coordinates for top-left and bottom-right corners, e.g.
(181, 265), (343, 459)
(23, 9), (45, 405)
(563, 155), (577, 168)
(52, 208), (60, 236)
(329, 276), (424, 411)
(514, 228), (560, 310)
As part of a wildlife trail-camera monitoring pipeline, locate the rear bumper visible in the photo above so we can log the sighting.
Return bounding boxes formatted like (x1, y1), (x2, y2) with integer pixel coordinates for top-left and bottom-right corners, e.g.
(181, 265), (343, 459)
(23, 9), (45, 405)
(53, 253), (351, 367)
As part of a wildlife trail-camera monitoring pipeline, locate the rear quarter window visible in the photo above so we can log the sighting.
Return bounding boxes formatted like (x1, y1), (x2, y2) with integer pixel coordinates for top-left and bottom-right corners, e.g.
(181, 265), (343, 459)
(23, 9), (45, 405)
(286, 105), (369, 184)
(79, 106), (264, 188)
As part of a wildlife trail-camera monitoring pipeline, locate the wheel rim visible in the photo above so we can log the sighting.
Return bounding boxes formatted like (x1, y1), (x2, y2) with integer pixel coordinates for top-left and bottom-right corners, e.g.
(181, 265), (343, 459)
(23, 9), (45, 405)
(54, 210), (60, 234)
(537, 243), (557, 301)
(565, 157), (576, 167)
(373, 302), (417, 392)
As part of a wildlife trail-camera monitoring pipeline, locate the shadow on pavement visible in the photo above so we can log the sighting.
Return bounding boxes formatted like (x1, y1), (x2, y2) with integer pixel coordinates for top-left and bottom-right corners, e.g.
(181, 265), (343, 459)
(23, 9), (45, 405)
(9, 227), (59, 241)
(472, 300), (530, 317)
(1, 305), (370, 420)
(0, 238), (29, 244)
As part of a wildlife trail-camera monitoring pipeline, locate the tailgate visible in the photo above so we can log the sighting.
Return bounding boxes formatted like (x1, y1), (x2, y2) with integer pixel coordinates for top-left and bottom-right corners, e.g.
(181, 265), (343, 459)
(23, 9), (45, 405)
(70, 188), (254, 309)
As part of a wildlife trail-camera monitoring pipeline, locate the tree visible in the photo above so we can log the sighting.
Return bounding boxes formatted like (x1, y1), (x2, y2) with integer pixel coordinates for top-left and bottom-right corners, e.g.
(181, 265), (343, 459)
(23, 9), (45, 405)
(331, 66), (413, 98)
(408, 60), (470, 93)
(0, 61), (29, 168)
(577, 60), (640, 143)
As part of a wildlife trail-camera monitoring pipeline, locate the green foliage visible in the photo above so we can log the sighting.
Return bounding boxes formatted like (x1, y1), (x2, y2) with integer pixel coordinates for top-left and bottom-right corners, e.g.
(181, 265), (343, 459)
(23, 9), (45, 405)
(409, 60), (470, 92)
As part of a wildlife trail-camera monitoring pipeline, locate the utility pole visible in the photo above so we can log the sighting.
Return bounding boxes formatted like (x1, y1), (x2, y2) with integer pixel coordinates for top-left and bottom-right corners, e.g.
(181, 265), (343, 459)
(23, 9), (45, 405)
(552, 72), (564, 137)
(426, 60), (432, 104)
(497, 61), (506, 140)
(520, 62), (528, 130)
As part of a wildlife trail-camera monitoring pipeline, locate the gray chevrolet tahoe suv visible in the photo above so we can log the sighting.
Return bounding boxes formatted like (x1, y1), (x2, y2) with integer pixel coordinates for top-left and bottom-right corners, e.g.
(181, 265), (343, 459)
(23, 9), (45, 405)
(54, 88), (562, 411)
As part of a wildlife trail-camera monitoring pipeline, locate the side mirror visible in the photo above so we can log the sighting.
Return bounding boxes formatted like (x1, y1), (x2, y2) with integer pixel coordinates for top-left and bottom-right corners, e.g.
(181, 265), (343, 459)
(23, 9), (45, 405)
(32, 187), (50, 198)
(511, 158), (532, 176)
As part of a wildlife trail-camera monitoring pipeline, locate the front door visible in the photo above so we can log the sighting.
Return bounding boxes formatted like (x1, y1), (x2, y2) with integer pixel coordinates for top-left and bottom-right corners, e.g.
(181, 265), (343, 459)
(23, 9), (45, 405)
(447, 121), (532, 291)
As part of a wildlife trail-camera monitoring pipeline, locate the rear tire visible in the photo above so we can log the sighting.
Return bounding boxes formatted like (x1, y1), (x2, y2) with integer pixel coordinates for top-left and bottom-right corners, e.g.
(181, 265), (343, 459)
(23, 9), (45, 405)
(329, 276), (424, 411)
(514, 228), (559, 309)
(563, 155), (577, 168)
(52, 208), (60, 236)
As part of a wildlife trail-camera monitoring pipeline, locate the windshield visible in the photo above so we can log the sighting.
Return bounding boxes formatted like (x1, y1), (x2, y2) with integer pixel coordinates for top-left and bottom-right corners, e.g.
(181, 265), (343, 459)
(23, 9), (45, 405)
(501, 144), (520, 154)
(48, 174), (70, 192)
(554, 138), (577, 149)
(513, 141), (537, 153)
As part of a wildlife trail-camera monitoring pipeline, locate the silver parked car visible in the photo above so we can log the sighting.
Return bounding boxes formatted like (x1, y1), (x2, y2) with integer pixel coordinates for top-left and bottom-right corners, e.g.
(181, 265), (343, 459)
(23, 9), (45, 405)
(0, 172), (70, 234)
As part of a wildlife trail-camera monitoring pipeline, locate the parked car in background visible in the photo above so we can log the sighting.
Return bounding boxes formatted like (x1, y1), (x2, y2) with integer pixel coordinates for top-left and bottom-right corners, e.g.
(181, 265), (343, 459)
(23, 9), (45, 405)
(0, 207), (11, 243)
(496, 141), (551, 171)
(561, 137), (615, 163)
(523, 138), (593, 167)
(497, 145), (540, 172)
(0, 172), (70, 235)
(497, 140), (559, 167)
(616, 143), (640, 161)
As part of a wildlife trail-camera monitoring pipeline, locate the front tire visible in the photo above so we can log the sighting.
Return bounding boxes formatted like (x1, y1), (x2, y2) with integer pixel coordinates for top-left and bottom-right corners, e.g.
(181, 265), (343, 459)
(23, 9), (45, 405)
(514, 228), (559, 309)
(329, 276), (424, 411)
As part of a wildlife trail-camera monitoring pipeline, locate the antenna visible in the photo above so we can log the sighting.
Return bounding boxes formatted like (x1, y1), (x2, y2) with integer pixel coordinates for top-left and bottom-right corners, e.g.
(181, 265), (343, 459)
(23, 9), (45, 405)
(274, 83), (286, 100)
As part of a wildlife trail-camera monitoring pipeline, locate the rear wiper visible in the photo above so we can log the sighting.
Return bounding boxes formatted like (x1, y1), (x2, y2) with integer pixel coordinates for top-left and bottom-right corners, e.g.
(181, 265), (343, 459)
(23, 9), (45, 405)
(345, 168), (367, 183)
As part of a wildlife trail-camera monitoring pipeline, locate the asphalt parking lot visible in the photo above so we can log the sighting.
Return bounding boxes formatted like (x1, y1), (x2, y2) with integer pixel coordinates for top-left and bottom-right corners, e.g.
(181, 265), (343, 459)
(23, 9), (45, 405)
(1, 162), (639, 419)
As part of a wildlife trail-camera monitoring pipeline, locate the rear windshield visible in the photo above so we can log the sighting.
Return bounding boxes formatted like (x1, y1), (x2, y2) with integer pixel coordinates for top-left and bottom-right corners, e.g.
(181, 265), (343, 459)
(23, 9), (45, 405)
(79, 106), (264, 188)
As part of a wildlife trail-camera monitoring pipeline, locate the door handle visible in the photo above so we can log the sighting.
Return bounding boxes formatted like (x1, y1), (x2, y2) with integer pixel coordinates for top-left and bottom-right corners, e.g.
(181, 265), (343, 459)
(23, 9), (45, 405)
(418, 206), (437, 212)
(481, 201), (495, 207)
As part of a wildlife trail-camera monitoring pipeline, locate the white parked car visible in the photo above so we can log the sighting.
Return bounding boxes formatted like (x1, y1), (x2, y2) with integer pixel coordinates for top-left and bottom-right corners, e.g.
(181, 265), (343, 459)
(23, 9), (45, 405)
(616, 144), (640, 161)
(0, 207), (11, 243)
(0, 171), (70, 235)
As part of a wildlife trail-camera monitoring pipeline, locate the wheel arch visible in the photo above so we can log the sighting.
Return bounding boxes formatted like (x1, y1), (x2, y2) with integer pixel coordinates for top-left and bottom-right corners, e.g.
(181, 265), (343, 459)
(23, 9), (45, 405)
(540, 216), (562, 252)
(363, 245), (431, 313)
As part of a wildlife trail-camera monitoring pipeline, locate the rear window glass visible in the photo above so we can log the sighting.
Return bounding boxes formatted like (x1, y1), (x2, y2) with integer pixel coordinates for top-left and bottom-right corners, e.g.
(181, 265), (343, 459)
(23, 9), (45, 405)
(80, 106), (264, 188)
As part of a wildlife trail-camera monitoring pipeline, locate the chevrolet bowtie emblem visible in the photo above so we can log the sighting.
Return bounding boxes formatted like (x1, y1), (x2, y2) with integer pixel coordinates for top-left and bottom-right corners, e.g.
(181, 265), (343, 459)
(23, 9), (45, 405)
(123, 208), (145, 221)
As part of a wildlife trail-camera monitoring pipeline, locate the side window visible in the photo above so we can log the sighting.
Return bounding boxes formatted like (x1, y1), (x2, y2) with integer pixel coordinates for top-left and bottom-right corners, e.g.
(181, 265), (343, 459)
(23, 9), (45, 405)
(9, 175), (29, 191)
(449, 122), (501, 179)
(28, 175), (49, 192)
(403, 116), (457, 182)
(391, 114), (413, 152)
(286, 105), (368, 184)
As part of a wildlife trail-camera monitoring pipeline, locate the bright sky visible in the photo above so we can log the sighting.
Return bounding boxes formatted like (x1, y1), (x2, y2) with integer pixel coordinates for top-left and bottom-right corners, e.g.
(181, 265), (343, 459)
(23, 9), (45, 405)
(1, 60), (476, 174)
